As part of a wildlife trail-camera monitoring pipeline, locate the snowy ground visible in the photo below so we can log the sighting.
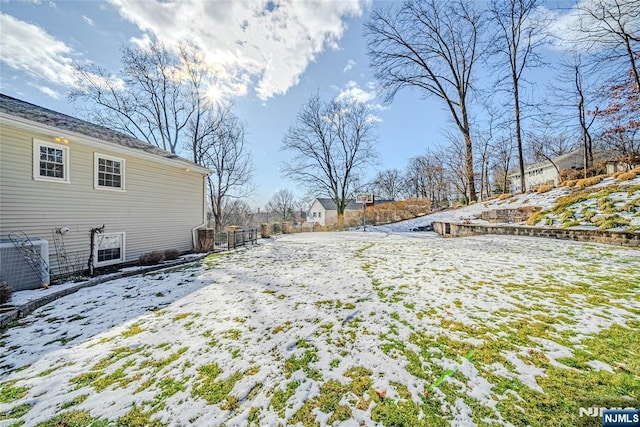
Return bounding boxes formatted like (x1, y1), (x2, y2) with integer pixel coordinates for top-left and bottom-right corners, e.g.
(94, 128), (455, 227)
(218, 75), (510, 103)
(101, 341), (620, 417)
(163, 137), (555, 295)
(1, 232), (638, 426)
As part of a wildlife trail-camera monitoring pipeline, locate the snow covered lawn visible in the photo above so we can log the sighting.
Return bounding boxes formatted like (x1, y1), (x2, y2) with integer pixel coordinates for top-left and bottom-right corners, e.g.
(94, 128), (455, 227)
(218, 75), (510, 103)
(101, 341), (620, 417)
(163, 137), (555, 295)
(1, 232), (638, 426)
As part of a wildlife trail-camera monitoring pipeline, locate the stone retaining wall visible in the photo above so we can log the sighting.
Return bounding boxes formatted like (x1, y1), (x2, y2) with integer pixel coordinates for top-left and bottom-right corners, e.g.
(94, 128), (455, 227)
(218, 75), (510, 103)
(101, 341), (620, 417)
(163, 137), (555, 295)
(432, 222), (640, 248)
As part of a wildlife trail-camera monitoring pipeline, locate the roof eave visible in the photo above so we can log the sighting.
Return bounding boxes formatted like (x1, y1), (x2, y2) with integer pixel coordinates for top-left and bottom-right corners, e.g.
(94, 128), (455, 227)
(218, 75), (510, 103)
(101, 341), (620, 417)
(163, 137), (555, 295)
(0, 113), (211, 175)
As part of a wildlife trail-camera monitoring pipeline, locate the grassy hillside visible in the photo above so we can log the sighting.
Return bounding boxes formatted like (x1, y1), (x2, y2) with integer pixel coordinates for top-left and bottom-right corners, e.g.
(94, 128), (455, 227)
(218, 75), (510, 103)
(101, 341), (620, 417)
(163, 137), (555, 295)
(525, 171), (640, 232)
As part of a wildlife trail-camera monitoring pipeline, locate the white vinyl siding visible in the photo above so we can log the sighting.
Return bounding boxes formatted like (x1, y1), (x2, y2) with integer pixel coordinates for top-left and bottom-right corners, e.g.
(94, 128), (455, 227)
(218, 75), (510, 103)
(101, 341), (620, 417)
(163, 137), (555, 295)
(94, 152), (125, 191)
(95, 232), (125, 266)
(33, 139), (69, 183)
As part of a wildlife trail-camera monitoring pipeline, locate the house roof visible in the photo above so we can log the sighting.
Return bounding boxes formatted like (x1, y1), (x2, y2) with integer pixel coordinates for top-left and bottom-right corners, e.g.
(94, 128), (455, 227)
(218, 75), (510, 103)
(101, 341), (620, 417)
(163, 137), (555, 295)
(314, 198), (394, 211)
(0, 93), (207, 172)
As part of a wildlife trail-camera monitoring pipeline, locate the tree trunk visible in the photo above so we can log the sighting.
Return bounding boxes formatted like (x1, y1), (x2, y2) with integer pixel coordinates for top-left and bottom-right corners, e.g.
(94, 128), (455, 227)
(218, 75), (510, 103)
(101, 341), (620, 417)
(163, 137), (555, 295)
(462, 115), (477, 202)
(514, 83), (526, 193)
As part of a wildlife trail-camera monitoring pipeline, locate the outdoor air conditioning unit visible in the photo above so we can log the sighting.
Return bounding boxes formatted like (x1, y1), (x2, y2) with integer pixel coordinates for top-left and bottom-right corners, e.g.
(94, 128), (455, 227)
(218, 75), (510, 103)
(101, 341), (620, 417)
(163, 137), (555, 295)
(0, 238), (50, 292)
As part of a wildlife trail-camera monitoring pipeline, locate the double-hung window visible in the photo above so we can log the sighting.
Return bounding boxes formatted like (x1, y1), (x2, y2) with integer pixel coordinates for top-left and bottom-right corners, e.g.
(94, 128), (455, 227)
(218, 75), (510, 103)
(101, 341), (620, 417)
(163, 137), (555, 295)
(94, 153), (125, 191)
(33, 140), (69, 183)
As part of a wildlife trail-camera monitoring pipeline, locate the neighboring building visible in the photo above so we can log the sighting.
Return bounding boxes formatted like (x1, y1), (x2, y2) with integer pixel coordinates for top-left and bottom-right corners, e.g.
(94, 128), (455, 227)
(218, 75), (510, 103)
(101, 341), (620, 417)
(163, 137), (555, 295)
(0, 94), (210, 290)
(508, 150), (584, 193)
(308, 197), (392, 226)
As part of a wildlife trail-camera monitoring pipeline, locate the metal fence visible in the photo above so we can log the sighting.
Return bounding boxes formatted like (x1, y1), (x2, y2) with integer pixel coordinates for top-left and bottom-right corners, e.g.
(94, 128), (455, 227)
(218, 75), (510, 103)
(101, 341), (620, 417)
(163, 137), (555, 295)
(197, 228), (258, 252)
(228, 228), (258, 250)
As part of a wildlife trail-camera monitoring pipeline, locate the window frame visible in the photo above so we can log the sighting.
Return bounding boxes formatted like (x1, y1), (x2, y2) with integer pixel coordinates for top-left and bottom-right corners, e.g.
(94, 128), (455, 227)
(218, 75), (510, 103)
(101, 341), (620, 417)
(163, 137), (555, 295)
(94, 152), (126, 191)
(94, 232), (126, 267)
(33, 139), (70, 183)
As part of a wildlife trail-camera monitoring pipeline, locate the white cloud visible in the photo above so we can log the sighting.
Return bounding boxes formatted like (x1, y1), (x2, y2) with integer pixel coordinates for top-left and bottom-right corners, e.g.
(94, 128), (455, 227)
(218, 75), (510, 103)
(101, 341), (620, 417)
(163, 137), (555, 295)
(334, 80), (384, 123)
(107, 0), (366, 100)
(0, 13), (78, 88)
(82, 15), (95, 27)
(335, 80), (380, 106)
(30, 84), (62, 99)
(343, 59), (356, 73)
(545, 0), (640, 51)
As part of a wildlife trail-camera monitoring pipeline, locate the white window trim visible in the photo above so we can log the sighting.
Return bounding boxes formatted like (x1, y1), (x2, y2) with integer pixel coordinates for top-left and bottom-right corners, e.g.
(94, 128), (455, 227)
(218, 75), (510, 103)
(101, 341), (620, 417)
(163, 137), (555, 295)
(94, 152), (126, 191)
(94, 232), (126, 267)
(33, 139), (70, 183)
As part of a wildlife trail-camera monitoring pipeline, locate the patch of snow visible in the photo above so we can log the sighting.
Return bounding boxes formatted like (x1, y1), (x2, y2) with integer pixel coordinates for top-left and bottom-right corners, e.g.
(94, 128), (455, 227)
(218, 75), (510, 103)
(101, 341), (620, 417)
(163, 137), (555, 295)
(586, 360), (615, 373)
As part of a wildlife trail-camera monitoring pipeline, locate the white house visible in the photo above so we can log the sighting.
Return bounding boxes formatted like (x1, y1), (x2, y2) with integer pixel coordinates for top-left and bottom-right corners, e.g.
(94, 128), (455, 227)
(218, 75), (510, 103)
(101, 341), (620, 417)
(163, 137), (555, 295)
(308, 197), (393, 226)
(0, 94), (211, 290)
(508, 150), (584, 193)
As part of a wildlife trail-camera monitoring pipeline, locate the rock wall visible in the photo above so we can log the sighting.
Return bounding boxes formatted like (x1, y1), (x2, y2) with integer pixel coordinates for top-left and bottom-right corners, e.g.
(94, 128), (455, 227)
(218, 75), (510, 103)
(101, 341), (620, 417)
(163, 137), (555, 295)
(432, 222), (640, 248)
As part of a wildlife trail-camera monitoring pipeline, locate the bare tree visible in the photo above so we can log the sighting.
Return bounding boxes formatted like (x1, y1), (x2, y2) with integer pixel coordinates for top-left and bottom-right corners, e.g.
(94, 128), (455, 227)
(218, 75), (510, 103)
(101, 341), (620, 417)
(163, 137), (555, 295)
(548, 54), (598, 175)
(281, 94), (378, 226)
(203, 114), (255, 231)
(490, 0), (550, 193)
(491, 135), (515, 194)
(405, 153), (450, 206)
(70, 41), (196, 154)
(371, 169), (405, 200)
(71, 42), (255, 229)
(222, 199), (254, 228)
(596, 70), (640, 168)
(569, 0), (640, 93)
(601, 129), (640, 169)
(366, 0), (485, 202)
(405, 157), (429, 200)
(473, 100), (499, 200)
(439, 138), (469, 203)
(266, 189), (297, 222)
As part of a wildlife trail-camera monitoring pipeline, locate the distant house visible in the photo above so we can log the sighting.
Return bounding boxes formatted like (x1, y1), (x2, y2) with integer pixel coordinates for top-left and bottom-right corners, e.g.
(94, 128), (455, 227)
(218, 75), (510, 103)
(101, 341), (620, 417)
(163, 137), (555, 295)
(308, 197), (392, 226)
(508, 150), (584, 193)
(0, 94), (210, 290)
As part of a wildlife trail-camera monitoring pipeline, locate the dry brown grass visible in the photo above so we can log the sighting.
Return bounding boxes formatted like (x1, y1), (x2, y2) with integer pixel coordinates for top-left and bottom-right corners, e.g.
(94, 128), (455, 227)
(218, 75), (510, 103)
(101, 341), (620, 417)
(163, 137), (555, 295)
(362, 198), (432, 225)
(575, 175), (606, 188)
(536, 185), (553, 194)
(498, 193), (512, 200)
(616, 171), (638, 181)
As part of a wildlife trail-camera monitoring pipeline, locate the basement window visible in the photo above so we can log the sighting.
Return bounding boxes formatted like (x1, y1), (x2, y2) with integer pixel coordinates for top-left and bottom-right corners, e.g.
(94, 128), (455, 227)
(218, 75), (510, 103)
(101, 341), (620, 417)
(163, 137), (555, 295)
(95, 232), (125, 266)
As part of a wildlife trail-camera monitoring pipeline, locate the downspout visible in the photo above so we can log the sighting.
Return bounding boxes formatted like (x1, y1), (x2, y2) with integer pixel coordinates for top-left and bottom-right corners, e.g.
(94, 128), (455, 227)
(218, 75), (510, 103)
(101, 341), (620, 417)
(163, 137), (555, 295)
(192, 172), (209, 251)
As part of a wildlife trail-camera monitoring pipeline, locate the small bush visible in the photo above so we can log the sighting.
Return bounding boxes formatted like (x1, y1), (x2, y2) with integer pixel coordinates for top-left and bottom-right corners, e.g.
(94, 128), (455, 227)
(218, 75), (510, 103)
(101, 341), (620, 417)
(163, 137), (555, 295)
(139, 251), (166, 266)
(595, 215), (631, 230)
(164, 249), (180, 261)
(527, 210), (548, 226)
(576, 175), (606, 188)
(563, 179), (578, 188)
(0, 281), (11, 304)
(498, 193), (512, 200)
(616, 172), (637, 181)
(536, 185), (553, 194)
(562, 220), (582, 229)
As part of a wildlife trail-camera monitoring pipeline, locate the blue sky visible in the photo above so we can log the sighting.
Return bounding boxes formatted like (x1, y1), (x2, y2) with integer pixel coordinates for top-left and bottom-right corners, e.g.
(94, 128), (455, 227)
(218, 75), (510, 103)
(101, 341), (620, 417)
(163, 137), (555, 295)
(1, 0), (590, 208)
